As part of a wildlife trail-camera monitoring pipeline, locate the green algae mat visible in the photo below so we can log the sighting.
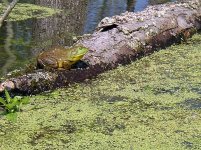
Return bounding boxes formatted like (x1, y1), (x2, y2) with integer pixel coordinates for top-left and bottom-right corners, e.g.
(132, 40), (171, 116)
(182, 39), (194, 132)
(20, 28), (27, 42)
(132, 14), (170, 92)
(0, 34), (201, 149)
(0, 3), (60, 21)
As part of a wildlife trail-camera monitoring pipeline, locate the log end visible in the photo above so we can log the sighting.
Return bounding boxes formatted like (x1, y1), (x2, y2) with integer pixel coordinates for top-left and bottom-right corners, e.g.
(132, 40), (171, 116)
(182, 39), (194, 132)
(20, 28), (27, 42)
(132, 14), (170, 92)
(0, 80), (15, 92)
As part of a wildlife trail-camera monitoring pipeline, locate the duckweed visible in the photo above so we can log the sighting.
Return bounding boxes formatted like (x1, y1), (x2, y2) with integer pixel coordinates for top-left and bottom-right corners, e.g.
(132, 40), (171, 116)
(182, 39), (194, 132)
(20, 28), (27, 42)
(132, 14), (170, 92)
(0, 34), (201, 149)
(0, 3), (60, 21)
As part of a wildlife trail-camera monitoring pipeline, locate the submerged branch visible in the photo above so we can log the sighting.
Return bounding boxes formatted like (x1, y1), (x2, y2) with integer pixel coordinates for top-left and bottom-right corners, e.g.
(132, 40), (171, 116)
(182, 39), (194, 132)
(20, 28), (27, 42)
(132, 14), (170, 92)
(2, 21), (16, 75)
(0, 0), (19, 27)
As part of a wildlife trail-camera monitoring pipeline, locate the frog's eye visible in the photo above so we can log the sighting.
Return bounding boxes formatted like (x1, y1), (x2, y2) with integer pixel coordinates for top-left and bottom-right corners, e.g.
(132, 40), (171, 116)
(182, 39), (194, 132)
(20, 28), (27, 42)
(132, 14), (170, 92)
(77, 47), (83, 51)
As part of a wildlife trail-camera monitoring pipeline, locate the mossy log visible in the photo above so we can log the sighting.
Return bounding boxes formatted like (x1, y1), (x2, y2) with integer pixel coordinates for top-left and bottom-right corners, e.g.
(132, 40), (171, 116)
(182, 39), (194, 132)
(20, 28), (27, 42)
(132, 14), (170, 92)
(0, 0), (201, 94)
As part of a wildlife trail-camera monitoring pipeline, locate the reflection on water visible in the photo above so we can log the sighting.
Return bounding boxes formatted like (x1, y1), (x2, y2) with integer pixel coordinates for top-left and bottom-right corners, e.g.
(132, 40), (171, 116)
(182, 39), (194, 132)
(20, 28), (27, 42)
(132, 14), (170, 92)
(0, 0), (174, 77)
(0, 20), (33, 75)
(134, 0), (149, 12)
(31, 0), (87, 55)
(84, 0), (130, 33)
(2, 21), (16, 75)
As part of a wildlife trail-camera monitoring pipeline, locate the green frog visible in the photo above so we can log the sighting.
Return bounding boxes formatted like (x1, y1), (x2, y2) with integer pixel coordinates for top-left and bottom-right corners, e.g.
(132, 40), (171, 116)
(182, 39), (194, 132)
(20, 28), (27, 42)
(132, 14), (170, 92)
(37, 46), (88, 69)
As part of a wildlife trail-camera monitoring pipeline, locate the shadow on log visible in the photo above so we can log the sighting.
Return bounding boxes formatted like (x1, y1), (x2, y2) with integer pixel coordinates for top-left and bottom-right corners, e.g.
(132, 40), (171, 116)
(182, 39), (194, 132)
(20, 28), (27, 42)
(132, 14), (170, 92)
(0, 0), (201, 94)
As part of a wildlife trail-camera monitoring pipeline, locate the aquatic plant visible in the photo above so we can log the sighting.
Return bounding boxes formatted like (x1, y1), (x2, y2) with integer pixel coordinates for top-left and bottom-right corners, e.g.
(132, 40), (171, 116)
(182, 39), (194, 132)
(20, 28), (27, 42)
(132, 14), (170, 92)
(0, 90), (29, 121)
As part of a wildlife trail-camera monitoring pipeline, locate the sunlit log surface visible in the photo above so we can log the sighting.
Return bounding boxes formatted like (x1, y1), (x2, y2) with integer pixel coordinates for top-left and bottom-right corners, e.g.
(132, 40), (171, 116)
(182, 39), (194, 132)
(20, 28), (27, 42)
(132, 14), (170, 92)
(0, 0), (200, 94)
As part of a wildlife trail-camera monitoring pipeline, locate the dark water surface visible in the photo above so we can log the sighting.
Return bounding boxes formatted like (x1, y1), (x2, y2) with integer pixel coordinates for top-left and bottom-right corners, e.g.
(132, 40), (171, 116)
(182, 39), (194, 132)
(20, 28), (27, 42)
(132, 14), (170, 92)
(0, 0), (174, 77)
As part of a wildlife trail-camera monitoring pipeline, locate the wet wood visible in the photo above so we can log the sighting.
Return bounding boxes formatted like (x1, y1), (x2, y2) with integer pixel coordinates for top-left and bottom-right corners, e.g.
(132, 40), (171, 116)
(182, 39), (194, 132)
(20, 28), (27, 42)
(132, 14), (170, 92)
(0, 0), (201, 94)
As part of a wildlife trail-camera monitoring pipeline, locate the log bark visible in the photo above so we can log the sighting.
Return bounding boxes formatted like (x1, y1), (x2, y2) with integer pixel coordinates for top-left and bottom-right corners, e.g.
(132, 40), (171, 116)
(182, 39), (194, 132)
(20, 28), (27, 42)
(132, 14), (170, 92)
(0, 0), (19, 27)
(0, 0), (201, 94)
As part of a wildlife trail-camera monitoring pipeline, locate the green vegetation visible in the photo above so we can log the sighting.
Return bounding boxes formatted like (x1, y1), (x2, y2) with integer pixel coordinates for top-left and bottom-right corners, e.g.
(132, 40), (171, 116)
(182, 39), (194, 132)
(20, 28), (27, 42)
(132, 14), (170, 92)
(0, 90), (29, 121)
(0, 33), (201, 149)
(0, 3), (60, 21)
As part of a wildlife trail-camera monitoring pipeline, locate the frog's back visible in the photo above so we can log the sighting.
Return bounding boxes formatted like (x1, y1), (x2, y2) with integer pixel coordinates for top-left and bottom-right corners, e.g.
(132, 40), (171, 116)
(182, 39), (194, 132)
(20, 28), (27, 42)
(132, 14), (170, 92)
(42, 47), (67, 60)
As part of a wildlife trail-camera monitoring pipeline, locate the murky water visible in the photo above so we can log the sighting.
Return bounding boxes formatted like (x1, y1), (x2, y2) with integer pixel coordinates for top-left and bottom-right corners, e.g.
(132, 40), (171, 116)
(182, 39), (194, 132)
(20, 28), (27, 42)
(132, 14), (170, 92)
(0, 0), (174, 77)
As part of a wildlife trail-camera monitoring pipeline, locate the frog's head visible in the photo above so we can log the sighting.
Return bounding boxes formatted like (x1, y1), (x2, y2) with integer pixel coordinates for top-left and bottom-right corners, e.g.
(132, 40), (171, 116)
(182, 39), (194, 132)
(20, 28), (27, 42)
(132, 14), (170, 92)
(68, 46), (89, 62)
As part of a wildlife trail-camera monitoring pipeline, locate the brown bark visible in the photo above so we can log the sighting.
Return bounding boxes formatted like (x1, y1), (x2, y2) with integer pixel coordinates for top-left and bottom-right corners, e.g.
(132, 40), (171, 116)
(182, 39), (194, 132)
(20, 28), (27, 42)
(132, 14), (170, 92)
(0, 0), (19, 27)
(0, 0), (201, 94)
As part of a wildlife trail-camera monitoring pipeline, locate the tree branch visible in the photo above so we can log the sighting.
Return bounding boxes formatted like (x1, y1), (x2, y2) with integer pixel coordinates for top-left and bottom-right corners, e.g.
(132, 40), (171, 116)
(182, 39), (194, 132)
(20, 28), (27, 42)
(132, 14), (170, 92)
(0, 0), (19, 27)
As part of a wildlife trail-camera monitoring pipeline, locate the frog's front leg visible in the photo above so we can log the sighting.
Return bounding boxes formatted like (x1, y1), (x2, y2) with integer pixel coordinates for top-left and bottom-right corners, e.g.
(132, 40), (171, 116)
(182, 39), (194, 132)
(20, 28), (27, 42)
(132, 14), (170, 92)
(62, 60), (73, 70)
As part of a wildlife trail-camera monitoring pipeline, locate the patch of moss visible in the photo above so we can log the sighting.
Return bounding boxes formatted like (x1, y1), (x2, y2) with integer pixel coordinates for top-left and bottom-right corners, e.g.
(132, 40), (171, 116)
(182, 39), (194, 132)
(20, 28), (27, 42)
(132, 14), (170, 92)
(0, 34), (201, 149)
(0, 3), (60, 21)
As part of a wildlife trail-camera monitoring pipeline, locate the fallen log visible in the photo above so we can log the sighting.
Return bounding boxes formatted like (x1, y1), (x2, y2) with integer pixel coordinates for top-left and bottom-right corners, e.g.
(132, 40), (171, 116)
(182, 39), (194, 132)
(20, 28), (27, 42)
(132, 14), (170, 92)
(0, 0), (201, 94)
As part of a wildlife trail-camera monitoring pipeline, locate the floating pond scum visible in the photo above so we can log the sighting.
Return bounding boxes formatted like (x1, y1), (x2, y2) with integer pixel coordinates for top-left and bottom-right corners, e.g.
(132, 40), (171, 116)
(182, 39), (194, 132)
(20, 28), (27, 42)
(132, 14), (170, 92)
(0, 33), (200, 150)
(0, 3), (60, 21)
(0, 1), (200, 149)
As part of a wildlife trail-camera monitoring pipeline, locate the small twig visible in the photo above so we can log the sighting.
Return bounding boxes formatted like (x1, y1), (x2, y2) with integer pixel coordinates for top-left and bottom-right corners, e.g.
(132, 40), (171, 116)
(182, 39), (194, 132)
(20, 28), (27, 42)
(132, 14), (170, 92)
(0, 0), (19, 27)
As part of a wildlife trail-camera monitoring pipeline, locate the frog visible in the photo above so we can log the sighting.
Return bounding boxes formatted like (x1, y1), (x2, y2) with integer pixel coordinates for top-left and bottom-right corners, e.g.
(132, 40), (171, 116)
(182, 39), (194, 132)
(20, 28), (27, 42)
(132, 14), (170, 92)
(37, 46), (89, 70)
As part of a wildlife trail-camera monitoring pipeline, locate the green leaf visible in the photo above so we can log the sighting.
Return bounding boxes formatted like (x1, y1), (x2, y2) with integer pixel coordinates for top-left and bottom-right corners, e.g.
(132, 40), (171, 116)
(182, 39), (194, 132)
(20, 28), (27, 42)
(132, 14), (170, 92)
(14, 96), (22, 99)
(0, 97), (6, 106)
(5, 90), (11, 103)
(0, 91), (30, 119)
(10, 96), (17, 103)
(6, 99), (20, 111)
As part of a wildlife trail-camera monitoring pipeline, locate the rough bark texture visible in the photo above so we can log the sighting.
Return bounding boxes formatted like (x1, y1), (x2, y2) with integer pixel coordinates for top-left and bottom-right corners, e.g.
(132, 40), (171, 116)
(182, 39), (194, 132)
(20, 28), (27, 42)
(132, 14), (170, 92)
(0, 0), (201, 94)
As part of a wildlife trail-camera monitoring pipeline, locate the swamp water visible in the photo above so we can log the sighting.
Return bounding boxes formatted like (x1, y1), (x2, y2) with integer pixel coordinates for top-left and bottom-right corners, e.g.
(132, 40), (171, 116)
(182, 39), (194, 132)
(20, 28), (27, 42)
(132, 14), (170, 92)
(0, 0), (200, 150)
